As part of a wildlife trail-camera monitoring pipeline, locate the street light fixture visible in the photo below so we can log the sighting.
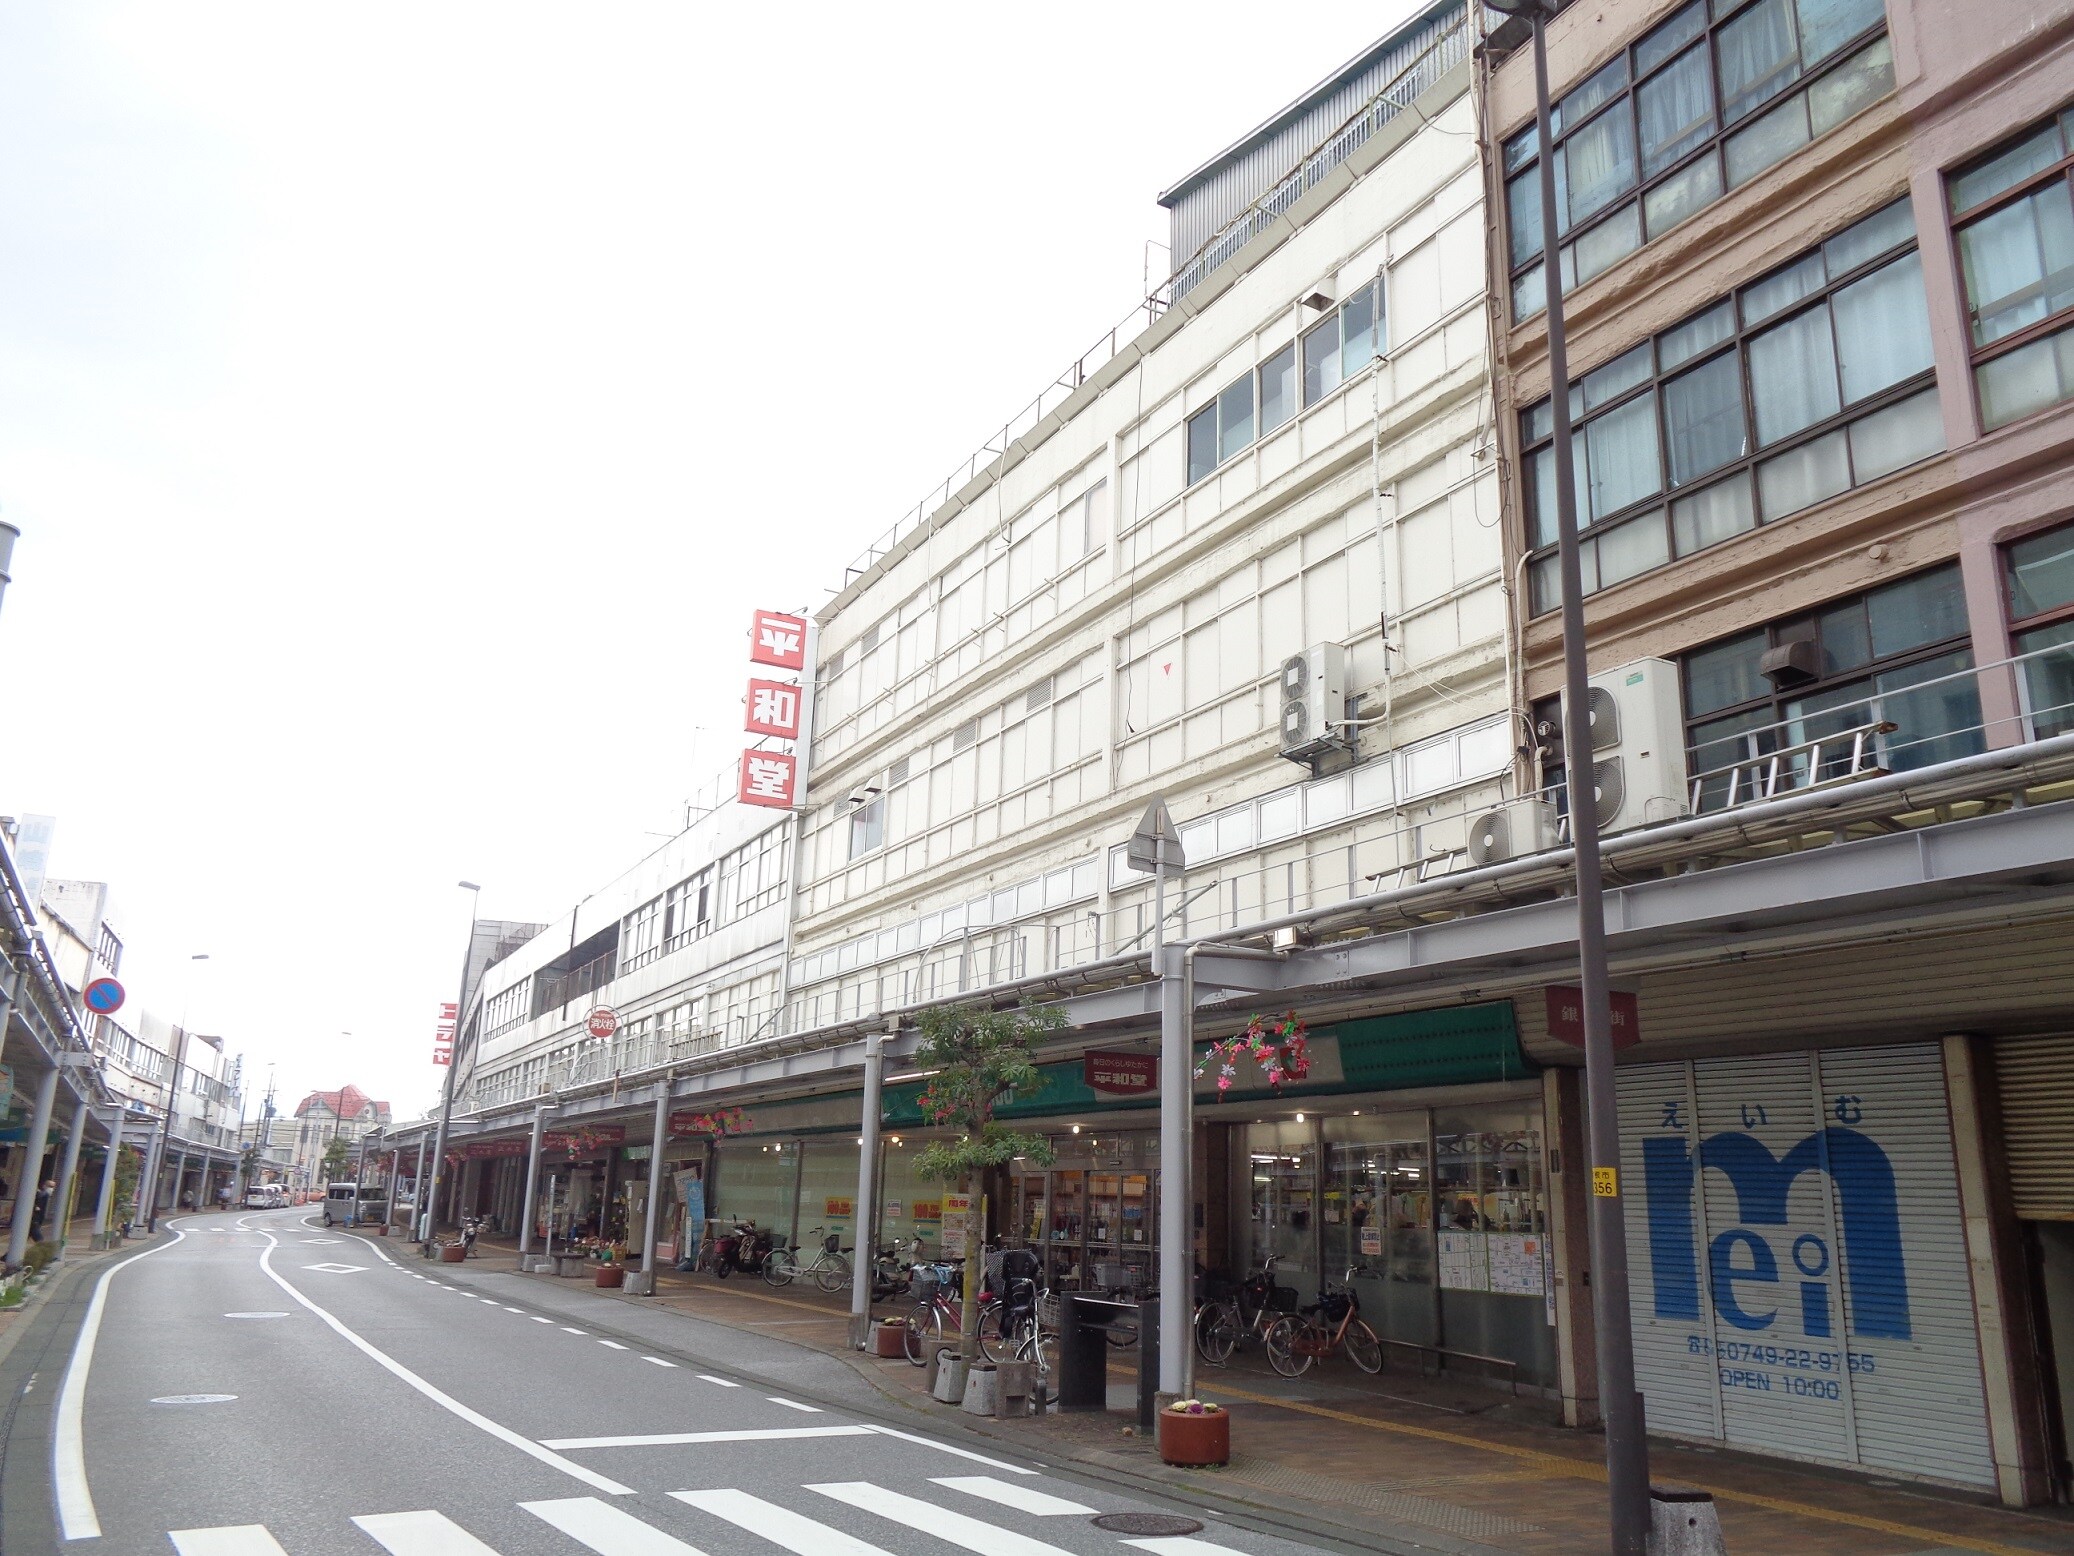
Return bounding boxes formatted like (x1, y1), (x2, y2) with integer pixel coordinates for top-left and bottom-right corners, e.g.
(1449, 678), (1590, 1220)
(422, 881), (481, 1256)
(1481, 1), (1652, 1549)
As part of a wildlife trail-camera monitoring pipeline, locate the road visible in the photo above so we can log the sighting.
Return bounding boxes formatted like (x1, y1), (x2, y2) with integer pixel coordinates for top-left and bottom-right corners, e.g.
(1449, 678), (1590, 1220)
(0, 1210), (1363, 1556)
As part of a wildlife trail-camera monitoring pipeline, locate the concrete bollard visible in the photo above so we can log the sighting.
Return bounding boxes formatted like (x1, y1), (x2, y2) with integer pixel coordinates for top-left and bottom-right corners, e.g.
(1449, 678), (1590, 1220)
(961, 1363), (998, 1415)
(622, 1270), (655, 1296)
(931, 1351), (971, 1403)
(1649, 1485), (1727, 1555)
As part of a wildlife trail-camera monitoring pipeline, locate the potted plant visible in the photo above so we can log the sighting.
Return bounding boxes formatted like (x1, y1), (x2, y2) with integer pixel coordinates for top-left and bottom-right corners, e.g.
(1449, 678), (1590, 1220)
(594, 1247), (625, 1288)
(1158, 1399), (1230, 1466)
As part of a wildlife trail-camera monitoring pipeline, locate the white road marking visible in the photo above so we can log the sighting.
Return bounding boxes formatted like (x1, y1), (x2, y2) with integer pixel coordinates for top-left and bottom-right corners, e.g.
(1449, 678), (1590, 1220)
(530, 1315), (554, 1323)
(931, 1476), (1093, 1515)
(504, 1305), (525, 1313)
(252, 1230), (631, 1496)
(767, 1396), (820, 1412)
(353, 1509), (503, 1554)
(808, 1482), (1073, 1556)
(670, 1489), (892, 1555)
(54, 1225), (188, 1539)
(150, 1394), (237, 1405)
(521, 1497), (704, 1554)
(860, 1424), (1034, 1474)
(641, 1356), (676, 1367)
(222, 1312), (288, 1319)
(598, 1340), (629, 1350)
(168, 1527), (292, 1555)
(562, 1326), (588, 1334)
(301, 1262), (366, 1274)
(694, 1374), (738, 1387)
(1124, 1540), (1253, 1555)
(479, 1297), (499, 1305)
(541, 1425), (875, 1449)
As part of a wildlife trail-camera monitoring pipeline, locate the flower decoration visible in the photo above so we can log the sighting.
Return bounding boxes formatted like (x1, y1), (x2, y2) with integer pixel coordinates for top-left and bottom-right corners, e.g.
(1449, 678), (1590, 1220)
(1192, 1013), (1310, 1093)
(1168, 1398), (1223, 1415)
(673, 1108), (750, 1138)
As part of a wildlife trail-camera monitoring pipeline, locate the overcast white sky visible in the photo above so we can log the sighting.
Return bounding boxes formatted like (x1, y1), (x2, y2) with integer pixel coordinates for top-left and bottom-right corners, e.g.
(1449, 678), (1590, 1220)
(0, 1), (1418, 1123)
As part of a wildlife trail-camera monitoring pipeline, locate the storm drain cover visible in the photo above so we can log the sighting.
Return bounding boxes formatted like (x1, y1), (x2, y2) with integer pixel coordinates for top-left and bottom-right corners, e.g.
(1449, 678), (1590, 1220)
(1091, 1514), (1204, 1536)
(150, 1395), (236, 1405)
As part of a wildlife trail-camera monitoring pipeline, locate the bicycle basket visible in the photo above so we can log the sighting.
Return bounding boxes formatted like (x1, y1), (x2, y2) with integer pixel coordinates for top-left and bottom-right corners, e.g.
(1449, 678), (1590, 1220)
(822, 1232), (841, 1256)
(1320, 1291), (1353, 1323)
(913, 1267), (942, 1303)
(1270, 1284), (1301, 1314)
(1034, 1292), (1061, 1331)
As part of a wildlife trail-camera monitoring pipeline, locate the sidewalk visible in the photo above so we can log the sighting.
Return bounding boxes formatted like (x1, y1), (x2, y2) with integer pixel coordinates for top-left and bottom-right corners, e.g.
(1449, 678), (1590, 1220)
(460, 1237), (2074, 1556)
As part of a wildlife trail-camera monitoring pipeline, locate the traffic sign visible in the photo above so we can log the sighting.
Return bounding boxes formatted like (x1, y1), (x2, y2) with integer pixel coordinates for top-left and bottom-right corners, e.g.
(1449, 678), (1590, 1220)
(585, 1006), (620, 1040)
(83, 977), (125, 1014)
(1124, 798), (1186, 879)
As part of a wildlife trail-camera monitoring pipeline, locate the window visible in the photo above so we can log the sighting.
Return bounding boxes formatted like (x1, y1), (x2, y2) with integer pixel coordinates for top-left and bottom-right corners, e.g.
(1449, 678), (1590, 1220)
(1948, 106), (2074, 429)
(1302, 279), (1386, 407)
(664, 870), (712, 950)
(1505, 0), (1892, 319)
(1186, 371), (1254, 485)
(1681, 563), (1981, 807)
(2005, 520), (2074, 737)
(1523, 200), (1939, 613)
(847, 795), (885, 859)
(620, 896), (664, 973)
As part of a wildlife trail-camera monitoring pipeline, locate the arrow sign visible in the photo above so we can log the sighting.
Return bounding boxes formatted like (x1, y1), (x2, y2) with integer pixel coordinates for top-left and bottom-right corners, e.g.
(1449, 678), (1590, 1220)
(1125, 798), (1186, 879)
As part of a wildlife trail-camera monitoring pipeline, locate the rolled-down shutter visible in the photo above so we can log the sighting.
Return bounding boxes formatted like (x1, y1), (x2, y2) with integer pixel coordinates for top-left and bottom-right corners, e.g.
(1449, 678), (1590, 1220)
(1996, 1034), (2074, 1221)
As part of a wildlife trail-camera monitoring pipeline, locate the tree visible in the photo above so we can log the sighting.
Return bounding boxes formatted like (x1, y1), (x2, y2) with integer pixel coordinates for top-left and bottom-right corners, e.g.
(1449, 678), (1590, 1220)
(321, 1136), (351, 1183)
(911, 999), (1065, 1358)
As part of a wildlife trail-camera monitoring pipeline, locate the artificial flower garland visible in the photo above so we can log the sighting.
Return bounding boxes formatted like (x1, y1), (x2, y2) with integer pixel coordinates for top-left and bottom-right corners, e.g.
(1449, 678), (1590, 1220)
(1193, 1012), (1311, 1093)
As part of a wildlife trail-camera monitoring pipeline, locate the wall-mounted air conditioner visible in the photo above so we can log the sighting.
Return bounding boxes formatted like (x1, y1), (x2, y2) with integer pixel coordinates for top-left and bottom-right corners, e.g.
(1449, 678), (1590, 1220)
(1277, 644), (1347, 764)
(1538, 658), (1689, 834)
(1466, 798), (1561, 865)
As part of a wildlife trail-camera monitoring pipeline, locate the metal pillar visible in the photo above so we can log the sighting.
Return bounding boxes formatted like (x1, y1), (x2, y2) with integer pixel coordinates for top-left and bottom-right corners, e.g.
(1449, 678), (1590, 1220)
(5, 1065), (60, 1263)
(423, 882), (480, 1254)
(49, 1102), (88, 1258)
(640, 1089), (669, 1273)
(91, 1112), (122, 1246)
(1526, 11), (1651, 1549)
(517, 1106), (553, 1259)
(1155, 880), (1192, 1398)
(848, 1034), (886, 1348)
(412, 1134), (429, 1234)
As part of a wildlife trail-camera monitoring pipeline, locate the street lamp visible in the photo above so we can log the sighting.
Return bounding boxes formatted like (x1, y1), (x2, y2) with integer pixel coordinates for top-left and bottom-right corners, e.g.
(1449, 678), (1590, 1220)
(422, 881), (480, 1255)
(1481, 1), (1652, 1549)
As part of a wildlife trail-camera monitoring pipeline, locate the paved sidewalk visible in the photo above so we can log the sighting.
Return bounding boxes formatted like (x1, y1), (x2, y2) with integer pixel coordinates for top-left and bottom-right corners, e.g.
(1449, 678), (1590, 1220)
(450, 1235), (2074, 1556)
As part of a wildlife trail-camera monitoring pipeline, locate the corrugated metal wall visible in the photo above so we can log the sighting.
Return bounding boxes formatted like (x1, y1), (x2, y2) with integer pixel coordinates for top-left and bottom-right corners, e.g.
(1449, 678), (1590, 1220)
(1995, 1033), (2074, 1220)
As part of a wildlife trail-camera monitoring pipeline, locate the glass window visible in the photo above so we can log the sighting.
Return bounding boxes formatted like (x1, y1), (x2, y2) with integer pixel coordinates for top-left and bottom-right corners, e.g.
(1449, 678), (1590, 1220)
(1867, 563), (1968, 658)
(1580, 343), (1654, 410)
(2007, 521), (2074, 620)
(1583, 392), (1663, 519)
(1671, 472), (1757, 555)
(1259, 344), (1297, 434)
(1949, 109), (2074, 428)
(1507, 0), (1892, 319)
(1685, 629), (1769, 716)
(1663, 350), (1747, 484)
(1186, 405), (1217, 486)
(2016, 619), (2074, 737)
(1831, 252), (1935, 403)
(1303, 311), (1342, 405)
(1342, 282), (1380, 377)
(1749, 307), (1841, 445)
(1217, 375), (1254, 463)
(1742, 252), (1827, 327)
(1658, 300), (1735, 371)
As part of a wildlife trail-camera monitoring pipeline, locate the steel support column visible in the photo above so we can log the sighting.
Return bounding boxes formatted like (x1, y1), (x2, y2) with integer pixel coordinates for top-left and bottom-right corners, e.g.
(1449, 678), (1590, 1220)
(5, 1065), (60, 1263)
(848, 1034), (886, 1348)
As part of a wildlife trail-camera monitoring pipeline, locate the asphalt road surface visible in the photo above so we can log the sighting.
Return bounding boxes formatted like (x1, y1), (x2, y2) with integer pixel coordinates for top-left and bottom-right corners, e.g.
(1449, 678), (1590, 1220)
(0, 1210), (1362, 1556)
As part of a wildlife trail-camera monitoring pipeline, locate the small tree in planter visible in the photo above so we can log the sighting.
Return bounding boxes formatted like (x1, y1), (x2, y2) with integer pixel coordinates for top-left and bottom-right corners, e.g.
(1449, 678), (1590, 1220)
(912, 1000), (1065, 1360)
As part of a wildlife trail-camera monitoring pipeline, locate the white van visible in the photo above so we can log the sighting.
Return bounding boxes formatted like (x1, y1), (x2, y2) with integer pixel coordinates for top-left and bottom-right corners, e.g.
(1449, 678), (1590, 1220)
(243, 1184), (285, 1209)
(322, 1182), (357, 1226)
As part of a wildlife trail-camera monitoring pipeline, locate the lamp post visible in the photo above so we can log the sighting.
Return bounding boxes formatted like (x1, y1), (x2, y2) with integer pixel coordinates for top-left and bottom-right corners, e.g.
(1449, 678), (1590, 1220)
(1481, 2), (1651, 1548)
(422, 880), (480, 1255)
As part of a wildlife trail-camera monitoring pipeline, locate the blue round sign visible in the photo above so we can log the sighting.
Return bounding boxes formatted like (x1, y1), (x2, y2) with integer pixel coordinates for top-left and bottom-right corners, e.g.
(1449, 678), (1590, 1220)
(83, 977), (125, 1014)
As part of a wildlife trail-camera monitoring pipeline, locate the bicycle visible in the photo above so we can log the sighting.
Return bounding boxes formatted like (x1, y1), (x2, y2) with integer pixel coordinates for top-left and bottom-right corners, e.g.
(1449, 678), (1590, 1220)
(762, 1226), (852, 1293)
(1195, 1254), (1299, 1366)
(1265, 1266), (1383, 1377)
(901, 1261), (967, 1364)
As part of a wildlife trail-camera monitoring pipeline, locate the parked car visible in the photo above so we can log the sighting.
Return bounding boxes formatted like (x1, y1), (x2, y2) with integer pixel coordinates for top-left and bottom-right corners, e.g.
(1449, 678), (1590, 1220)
(321, 1181), (356, 1226)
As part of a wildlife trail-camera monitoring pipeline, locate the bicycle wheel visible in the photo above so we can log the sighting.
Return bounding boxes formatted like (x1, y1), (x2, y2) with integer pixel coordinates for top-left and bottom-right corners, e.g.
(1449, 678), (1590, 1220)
(976, 1303), (1011, 1363)
(815, 1254), (851, 1295)
(902, 1304), (939, 1365)
(1195, 1301), (1240, 1367)
(1105, 1321), (1138, 1350)
(1020, 1323), (1058, 1376)
(1266, 1315), (1313, 1378)
(761, 1248), (793, 1287)
(1344, 1318), (1383, 1375)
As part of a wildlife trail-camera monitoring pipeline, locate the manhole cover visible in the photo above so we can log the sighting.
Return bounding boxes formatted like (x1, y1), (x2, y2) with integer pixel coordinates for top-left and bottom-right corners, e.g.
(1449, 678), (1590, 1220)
(1091, 1513), (1204, 1536)
(150, 1394), (237, 1405)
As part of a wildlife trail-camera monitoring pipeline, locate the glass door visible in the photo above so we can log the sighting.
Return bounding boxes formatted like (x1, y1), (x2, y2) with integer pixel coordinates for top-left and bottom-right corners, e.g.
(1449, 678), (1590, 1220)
(1047, 1169), (1085, 1289)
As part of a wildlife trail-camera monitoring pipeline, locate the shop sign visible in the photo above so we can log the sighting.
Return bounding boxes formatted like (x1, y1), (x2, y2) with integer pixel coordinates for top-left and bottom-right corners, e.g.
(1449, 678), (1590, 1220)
(1083, 1051), (1157, 1096)
(1358, 1224), (1382, 1257)
(912, 1200), (941, 1222)
(824, 1196), (853, 1219)
(668, 1107), (749, 1138)
(462, 1139), (528, 1159)
(623, 1145), (651, 1161)
(543, 1124), (626, 1157)
(744, 679), (802, 739)
(940, 1193), (973, 1257)
(1543, 986), (1641, 1050)
(884, 1200), (903, 1220)
(748, 609), (807, 670)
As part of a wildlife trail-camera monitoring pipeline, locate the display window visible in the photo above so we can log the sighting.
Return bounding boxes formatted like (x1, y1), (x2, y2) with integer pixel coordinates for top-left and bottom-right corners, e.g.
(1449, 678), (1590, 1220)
(713, 1139), (801, 1244)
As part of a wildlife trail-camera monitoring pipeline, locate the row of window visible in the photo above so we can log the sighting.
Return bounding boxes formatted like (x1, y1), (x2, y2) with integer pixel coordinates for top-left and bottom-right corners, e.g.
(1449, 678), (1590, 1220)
(1186, 279), (1385, 487)
(1505, 0), (1893, 319)
(1521, 197), (1941, 612)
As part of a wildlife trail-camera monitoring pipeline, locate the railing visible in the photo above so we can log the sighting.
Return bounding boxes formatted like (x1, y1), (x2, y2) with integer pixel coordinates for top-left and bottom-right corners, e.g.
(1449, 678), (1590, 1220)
(536, 951), (616, 1014)
(1168, 11), (1472, 302)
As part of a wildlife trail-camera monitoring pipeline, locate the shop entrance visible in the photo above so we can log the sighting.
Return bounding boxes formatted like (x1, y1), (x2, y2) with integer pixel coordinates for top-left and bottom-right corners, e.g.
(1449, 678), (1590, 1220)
(1008, 1129), (1160, 1293)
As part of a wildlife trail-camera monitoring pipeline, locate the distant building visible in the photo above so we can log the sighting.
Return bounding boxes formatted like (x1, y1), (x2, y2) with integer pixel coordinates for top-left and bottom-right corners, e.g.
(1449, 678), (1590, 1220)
(289, 1086), (391, 1185)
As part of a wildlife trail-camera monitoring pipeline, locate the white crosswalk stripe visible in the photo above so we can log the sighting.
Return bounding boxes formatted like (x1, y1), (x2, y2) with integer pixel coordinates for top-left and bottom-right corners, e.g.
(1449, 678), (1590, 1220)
(669, 1489), (892, 1555)
(520, 1496), (706, 1554)
(931, 1474), (1094, 1514)
(352, 1509), (503, 1554)
(808, 1480), (1079, 1556)
(1123, 1540), (1253, 1555)
(168, 1527), (291, 1556)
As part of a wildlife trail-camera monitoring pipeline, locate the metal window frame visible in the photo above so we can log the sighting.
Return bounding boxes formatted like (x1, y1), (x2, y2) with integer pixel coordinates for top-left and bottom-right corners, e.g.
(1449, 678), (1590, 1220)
(1502, 0), (1891, 313)
(2003, 517), (2074, 636)
(1520, 204), (1933, 612)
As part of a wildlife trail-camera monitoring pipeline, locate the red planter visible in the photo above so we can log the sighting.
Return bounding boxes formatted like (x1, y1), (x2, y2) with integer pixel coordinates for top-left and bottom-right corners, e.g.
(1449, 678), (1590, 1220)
(873, 1321), (907, 1358)
(440, 1243), (467, 1264)
(594, 1265), (625, 1289)
(1158, 1408), (1231, 1467)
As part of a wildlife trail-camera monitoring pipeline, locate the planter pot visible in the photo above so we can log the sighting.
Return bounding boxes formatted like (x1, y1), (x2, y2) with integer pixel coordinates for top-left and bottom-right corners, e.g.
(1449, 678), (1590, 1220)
(873, 1321), (908, 1359)
(961, 1364), (999, 1416)
(594, 1265), (625, 1289)
(1158, 1409), (1231, 1467)
(440, 1243), (467, 1264)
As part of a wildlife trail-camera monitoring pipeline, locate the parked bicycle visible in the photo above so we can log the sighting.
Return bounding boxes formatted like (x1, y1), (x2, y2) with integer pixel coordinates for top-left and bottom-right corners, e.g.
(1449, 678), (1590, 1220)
(1265, 1265), (1383, 1377)
(900, 1260), (967, 1364)
(869, 1238), (920, 1303)
(762, 1226), (852, 1292)
(977, 1248), (1045, 1366)
(1195, 1254), (1299, 1365)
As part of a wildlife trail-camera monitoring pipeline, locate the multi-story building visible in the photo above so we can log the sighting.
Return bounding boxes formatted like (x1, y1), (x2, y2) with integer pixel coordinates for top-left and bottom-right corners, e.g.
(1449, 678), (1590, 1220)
(398, 0), (2074, 1510)
(288, 1084), (391, 1187)
(1481, 0), (2074, 1503)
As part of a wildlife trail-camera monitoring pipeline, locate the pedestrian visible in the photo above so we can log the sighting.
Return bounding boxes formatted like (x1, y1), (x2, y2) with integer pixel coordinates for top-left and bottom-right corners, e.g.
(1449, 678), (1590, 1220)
(216, 1183), (231, 1212)
(28, 1179), (54, 1243)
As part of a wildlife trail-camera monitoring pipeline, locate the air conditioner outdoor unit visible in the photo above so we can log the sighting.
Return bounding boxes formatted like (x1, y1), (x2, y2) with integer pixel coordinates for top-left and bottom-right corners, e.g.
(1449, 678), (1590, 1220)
(1278, 643), (1347, 763)
(1582, 657), (1689, 833)
(1467, 798), (1561, 865)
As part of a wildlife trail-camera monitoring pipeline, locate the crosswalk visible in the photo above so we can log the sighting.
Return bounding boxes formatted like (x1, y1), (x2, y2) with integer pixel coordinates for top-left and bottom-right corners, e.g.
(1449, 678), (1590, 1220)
(168, 1474), (1260, 1556)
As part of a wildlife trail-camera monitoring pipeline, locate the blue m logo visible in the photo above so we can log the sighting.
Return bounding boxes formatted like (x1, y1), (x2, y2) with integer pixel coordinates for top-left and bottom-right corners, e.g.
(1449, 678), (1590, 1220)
(1641, 1127), (1910, 1340)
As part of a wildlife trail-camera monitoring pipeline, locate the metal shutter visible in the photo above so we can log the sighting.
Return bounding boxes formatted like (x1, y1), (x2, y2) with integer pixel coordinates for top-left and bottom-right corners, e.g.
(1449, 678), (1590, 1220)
(1617, 1046), (1994, 1487)
(1997, 1034), (2074, 1221)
